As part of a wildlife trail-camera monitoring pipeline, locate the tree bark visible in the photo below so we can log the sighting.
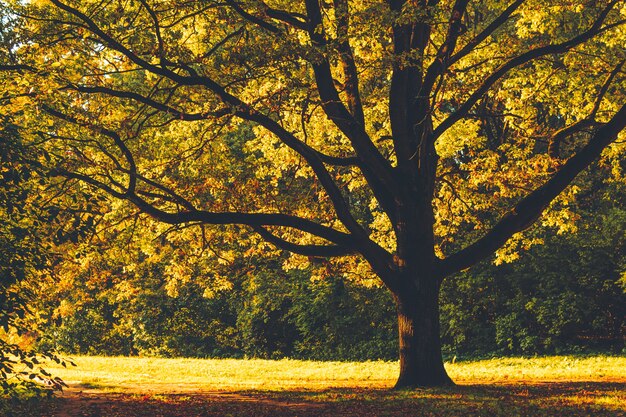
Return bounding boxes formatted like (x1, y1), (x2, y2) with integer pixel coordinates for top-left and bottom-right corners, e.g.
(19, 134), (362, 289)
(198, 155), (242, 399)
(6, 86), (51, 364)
(394, 279), (453, 388)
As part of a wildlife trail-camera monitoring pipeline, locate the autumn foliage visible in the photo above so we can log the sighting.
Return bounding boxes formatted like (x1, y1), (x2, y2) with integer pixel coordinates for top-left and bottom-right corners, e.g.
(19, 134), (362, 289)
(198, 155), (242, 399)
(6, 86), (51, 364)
(0, 0), (624, 388)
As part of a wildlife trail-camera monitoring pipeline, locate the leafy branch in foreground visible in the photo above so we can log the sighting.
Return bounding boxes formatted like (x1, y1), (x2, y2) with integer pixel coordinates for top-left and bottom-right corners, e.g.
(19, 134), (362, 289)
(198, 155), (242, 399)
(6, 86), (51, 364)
(0, 122), (73, 399)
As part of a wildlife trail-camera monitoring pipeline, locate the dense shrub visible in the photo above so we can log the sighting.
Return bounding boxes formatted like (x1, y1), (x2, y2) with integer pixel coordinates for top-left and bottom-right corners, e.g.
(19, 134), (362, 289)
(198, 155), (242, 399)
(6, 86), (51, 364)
(441, 205), (626, 357)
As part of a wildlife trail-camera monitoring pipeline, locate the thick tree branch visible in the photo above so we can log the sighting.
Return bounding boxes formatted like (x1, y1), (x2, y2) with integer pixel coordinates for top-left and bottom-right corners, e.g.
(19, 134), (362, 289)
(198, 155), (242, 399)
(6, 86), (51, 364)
(50, 167), (359, 248)
(548, 60), (622, 158)
(409, 0), (470, 182)
(302, 1), (360, 135)
(224, 0), (282, 34)
(253, 226), (357, 257)
(448, 0), (525, 67)
(547, 119), (597, 159)
(333, 0), (365, 126)
(224, 0), (308, 32)
(388, 0), (432, 170)
(420, 0), (470, 99)
(439, 103), (626, 278)
(304, 0), (397, 193)
(0, 64), (37, 73)
(316, 153), (361, 167)
(263, 4), (308, 31)
(66, 84), (230, 121)
(130, 199), (359, 249)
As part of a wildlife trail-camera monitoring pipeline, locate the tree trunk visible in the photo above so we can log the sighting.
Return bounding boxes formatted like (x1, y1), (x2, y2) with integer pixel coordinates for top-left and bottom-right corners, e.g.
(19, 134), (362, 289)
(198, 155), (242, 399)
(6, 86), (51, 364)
(390, 167), (451, 388)
(393, 279), (453, 388)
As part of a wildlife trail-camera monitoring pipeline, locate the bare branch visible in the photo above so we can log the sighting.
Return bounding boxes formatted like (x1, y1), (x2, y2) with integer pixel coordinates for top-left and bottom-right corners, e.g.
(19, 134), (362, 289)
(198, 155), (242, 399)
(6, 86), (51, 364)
(433, 0), (623, 141)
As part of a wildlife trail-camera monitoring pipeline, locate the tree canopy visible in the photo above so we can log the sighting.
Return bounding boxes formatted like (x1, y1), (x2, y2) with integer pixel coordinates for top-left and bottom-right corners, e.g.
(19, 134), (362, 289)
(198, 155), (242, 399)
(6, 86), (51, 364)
(0, 0), (624, 387)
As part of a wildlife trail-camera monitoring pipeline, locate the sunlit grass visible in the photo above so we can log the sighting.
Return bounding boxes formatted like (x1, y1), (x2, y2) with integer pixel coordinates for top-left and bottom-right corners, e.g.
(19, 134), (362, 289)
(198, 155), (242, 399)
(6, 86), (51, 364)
(28, 355), (626, 416)
(42, 355), (626, 392)
(44, 357), (397, 392)
(450, 355), (626, 383)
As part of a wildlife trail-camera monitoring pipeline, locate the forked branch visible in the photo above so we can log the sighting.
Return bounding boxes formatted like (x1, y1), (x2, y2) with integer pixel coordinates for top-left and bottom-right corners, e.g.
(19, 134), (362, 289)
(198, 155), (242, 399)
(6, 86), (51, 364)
(433, 0), (623, 140)
(439, 103), (626, 278)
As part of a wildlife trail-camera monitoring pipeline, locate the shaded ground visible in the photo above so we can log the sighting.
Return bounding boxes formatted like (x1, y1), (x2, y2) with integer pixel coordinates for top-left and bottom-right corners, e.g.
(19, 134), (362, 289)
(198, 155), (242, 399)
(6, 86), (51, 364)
(10, 381), (626, 417)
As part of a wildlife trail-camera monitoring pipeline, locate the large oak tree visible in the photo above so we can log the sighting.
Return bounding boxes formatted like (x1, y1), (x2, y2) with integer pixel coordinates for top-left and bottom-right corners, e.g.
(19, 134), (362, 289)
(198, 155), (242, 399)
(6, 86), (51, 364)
(1, 0), (625, 387)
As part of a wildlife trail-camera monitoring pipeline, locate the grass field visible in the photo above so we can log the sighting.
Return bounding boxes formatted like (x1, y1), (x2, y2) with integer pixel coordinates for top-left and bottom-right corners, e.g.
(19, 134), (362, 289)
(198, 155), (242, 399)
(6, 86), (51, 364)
(11, 355), (626, 416)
